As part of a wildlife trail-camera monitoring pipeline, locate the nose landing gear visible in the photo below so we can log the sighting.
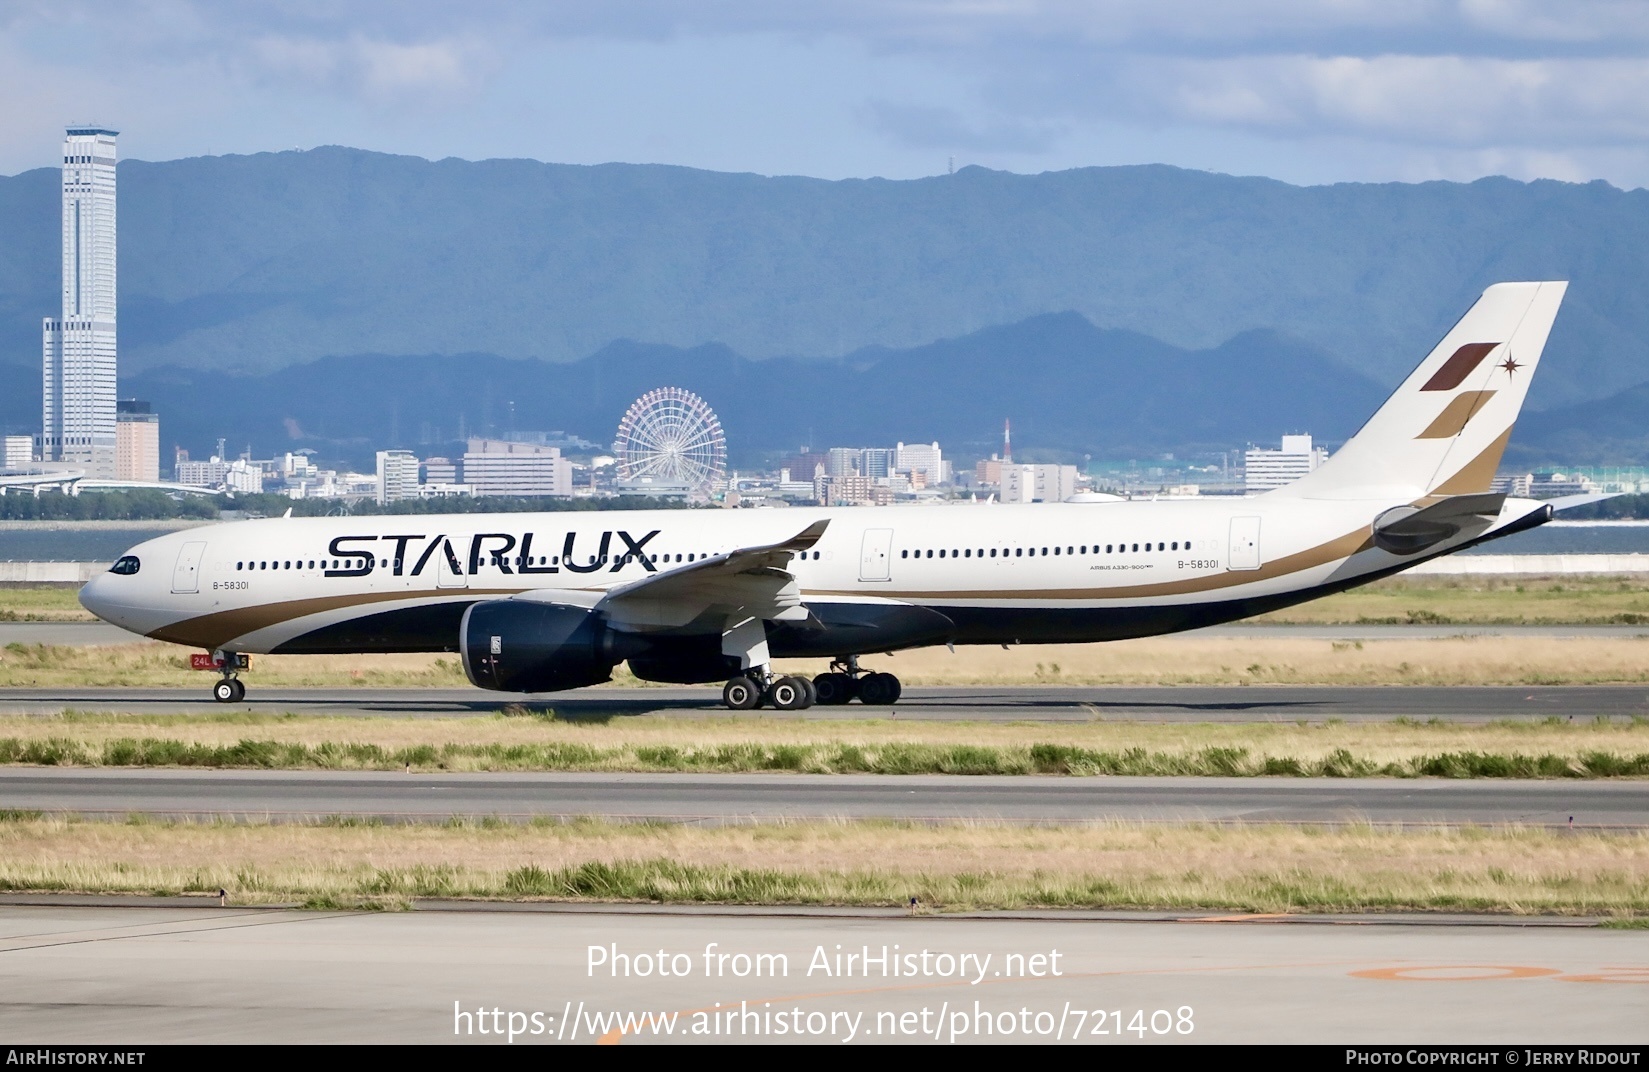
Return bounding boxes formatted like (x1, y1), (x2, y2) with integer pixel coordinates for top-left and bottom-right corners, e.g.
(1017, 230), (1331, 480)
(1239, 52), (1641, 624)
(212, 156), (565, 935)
(193, 650), (250, 703)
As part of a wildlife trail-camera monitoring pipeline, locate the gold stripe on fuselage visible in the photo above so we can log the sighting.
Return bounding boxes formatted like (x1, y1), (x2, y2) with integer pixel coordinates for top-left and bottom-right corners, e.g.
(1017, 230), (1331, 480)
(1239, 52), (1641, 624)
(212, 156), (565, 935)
(148, 588), (525, 649)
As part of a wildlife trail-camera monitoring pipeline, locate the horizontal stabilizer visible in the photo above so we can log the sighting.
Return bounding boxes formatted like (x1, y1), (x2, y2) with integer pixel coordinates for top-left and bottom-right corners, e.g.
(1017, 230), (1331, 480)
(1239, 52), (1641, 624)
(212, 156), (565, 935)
(1372, 493), (1505, 555)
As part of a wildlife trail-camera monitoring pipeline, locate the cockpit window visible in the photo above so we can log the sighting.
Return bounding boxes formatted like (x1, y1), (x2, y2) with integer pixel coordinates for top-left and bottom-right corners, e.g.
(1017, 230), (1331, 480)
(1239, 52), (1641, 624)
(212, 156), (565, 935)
(110, 556), (141, 576)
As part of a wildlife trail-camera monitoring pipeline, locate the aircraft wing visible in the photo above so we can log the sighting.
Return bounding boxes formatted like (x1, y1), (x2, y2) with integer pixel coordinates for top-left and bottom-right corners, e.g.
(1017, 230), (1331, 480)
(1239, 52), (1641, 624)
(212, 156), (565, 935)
(595, 519), (830, 631)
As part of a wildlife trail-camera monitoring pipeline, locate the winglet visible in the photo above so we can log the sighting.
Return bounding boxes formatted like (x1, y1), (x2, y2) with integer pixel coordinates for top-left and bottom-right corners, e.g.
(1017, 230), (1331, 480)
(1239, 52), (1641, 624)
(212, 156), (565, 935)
(784, 519), (830, 552)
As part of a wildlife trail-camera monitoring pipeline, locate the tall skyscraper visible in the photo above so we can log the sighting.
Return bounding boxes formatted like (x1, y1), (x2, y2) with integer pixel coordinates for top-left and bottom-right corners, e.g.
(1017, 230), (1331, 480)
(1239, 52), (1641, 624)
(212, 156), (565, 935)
(41, 127), (119, 478)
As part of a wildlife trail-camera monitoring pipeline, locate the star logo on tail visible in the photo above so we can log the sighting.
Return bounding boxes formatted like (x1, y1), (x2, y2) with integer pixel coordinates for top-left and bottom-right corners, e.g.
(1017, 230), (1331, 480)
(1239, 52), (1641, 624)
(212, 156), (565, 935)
(1498, 355), (1522, 377)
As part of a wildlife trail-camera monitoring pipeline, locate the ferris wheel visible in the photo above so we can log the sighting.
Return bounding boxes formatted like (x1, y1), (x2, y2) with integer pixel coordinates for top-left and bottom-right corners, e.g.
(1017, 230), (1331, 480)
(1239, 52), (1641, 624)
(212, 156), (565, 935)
(613, 387), (728, 492)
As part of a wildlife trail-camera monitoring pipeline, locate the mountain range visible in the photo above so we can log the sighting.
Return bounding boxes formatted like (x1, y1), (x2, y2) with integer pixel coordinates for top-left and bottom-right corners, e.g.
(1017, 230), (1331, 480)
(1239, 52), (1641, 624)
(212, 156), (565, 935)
(0, 310), (1636, 467)
(2, 148), (1649, 416)
(1, 147), (1647, 463)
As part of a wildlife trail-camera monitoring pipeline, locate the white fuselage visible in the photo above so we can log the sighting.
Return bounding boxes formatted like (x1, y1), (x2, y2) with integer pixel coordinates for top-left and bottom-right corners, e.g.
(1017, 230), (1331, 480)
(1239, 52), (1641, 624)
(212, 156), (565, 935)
(78, 493), (1543, 657)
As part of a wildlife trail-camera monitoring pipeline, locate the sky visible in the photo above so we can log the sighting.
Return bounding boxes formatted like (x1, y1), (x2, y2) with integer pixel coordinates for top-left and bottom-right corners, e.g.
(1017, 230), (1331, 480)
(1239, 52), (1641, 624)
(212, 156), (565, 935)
(5, 1), (1649, 187)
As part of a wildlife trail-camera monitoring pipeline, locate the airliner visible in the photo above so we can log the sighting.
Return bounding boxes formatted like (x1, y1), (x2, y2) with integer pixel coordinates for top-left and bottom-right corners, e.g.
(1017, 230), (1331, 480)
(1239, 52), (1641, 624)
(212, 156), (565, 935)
(81, 282), (1571, 709)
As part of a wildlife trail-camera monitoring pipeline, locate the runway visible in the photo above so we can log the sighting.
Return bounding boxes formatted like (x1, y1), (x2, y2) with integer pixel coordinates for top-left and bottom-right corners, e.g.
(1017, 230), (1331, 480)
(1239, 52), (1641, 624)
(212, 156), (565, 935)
(0, 904), (1642, 1043)
(3, 768), (1643, 826)
(4, 683), (1649, 722)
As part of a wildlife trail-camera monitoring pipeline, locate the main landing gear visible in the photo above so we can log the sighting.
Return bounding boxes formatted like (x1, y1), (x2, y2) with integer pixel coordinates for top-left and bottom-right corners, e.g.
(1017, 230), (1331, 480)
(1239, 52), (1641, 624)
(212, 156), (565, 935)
(811, 655), (902, 707)
(720, 656), (902, 711)
(722, 671), (816, 711)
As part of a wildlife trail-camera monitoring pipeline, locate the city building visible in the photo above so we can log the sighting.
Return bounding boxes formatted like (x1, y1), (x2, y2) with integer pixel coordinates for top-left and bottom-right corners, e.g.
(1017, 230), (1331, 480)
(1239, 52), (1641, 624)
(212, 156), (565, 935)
(859, 448), (894, 479)
(2, 436), (32, 470)
(780, 451), (827, 480)
(175, 457), (226, 488)
(1000, 463), (1078, 504)
(281, 452), (318, 481)
(114, 399), (159, 482)
(1244, 434), (1328, 492)
(818, 474), (893, 506)
(421, 457), (459, 486)
(41, 128), (119, 479)
(461, 438), (573, 497)
(1529, 471), (1597, 498)
(895, 441), (948, 485)
(826, 447), (861, 479)
(175, 455), (263, 494)
(375, 450), (420, 505)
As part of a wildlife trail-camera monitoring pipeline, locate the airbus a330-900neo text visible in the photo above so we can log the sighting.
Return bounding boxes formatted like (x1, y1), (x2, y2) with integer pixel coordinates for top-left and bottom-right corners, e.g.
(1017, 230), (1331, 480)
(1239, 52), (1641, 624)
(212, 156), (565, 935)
(82, 282), (1575, 708)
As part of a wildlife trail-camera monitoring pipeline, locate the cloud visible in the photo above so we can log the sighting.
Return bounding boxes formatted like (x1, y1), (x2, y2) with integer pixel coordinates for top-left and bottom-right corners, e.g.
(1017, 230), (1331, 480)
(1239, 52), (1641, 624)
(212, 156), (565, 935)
(9, 1), (1649, 186)
(246, 33), (491, 100)
(1100, 53), (1649, 146)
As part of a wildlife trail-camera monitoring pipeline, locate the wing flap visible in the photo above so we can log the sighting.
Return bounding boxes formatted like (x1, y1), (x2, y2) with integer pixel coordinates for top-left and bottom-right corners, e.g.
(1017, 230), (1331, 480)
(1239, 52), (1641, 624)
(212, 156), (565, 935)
(598, 519), (828, 631)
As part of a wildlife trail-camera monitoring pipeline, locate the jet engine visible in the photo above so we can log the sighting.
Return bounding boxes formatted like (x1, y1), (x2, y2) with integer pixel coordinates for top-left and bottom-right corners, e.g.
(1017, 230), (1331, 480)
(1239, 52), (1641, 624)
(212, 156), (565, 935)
(460, 600), (630, 693)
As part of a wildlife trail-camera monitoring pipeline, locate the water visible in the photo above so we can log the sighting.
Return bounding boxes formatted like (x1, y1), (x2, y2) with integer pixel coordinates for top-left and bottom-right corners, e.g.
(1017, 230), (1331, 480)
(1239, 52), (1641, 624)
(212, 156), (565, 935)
(1459, 521), (1649, 555)
(0, 525), (206, 564)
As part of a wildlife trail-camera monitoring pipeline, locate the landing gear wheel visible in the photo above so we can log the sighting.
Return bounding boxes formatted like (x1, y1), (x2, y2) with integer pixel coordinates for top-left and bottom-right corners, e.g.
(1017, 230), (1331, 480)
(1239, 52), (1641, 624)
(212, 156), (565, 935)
(858, 672), (902, 706)
(213, 678), (244, 704)
(812, 672), (856, 705)
(799, 676), (818, 707)
(723, 676), (762, 710)
(768, 676), (810, 711)
(229, 678), (246, 703)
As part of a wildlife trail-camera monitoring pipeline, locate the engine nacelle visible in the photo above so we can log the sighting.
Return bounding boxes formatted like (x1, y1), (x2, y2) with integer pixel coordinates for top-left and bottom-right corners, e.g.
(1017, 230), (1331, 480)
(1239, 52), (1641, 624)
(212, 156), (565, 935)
(461, 600), (620, 693)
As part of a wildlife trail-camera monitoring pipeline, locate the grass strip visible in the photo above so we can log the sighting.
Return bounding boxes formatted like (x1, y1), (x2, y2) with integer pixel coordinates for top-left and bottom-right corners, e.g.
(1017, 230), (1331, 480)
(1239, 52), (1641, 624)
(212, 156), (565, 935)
(1, 814), (1644, 915)
(3, 734), (1648, 778)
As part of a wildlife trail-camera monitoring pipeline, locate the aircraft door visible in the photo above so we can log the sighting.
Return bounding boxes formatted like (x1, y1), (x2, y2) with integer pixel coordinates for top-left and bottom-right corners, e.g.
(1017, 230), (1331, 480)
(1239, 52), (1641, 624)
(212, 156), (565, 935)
(1227, 517), (1261, 571)
(859, 529), (893, 582)
(171, 541), (207, 594)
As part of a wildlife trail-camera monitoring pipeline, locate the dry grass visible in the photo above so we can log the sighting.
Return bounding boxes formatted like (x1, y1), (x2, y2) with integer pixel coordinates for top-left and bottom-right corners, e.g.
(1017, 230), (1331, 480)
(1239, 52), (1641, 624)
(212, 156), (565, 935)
(1, 815), (1643, 914)
(816, 635), (1649, 687)
(0, 642), (465, 688)
(3, 711), (1647, 777)
(4, 633), (1649, 689)
(0, 585), (92, 622)
(1254, 574), (1649, 625)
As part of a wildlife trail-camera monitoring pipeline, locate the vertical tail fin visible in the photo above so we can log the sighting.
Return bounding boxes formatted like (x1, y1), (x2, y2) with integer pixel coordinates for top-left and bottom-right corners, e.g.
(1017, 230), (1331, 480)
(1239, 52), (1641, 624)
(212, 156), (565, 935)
(1277, 281), (1567, 500)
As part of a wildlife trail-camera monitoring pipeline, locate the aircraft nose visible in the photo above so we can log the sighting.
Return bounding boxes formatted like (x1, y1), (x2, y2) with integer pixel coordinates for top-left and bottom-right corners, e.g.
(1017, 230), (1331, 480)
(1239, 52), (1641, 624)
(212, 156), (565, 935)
(78, 573), (113, 621)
